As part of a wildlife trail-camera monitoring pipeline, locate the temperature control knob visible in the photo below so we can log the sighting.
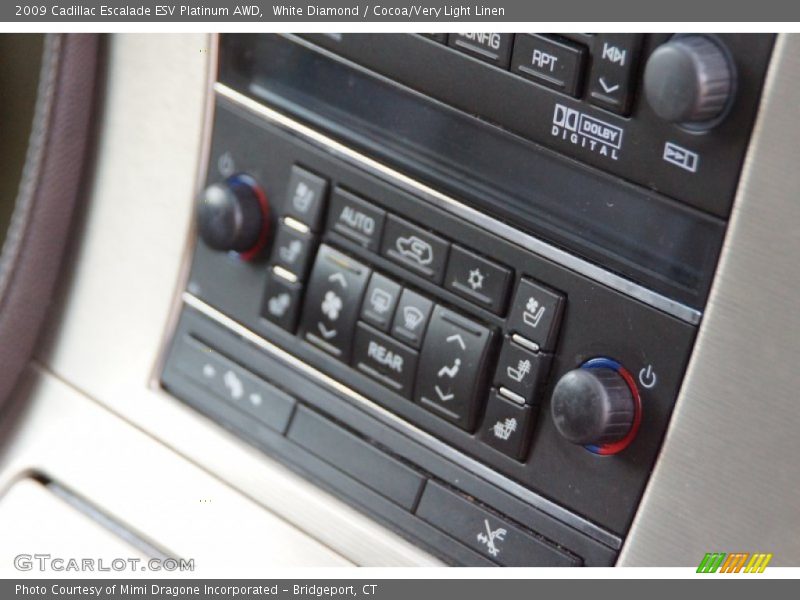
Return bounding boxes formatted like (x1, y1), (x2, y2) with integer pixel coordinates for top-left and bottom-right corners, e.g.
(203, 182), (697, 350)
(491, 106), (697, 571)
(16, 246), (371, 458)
(551, 367), (635, 446)
(197, 175), (268, 256)
(643, 35), (734, 126)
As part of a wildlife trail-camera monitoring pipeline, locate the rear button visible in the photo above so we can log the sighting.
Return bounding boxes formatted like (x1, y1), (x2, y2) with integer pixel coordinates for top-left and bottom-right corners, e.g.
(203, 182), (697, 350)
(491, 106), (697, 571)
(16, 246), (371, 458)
(353, 323), (419, 399)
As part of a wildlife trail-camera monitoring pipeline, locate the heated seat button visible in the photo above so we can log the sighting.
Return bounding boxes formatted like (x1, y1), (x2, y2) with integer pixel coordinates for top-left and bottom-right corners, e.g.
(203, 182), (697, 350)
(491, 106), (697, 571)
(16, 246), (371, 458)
(283, 165), (328, 231)
(445, 245), (512, 315)
(353, 323), (419, 399)
(494, 337), (551, 404)
(299, 245), (371, 361)
(511, 34), (587, 96)
(327, 188), (386, 252)
(415, 306), (494, 431)
(381, 215), (449, 283)
(588, 34), (643, 115)
(416, 482), (579, 566)
(448, 33), (514, 68)
(262, 269), (304, 332)
(479, 390), (536, 461)
(391, 288), (434, 349)
(360, 273), (402, 332)
(507, 278), (565, 352)
(269, 220), (316, 280)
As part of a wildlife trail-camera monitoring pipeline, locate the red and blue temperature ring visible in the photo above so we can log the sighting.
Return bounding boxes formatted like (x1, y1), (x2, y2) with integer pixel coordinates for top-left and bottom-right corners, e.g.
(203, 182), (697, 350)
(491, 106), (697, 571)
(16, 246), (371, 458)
(581, 357), (643, 456)
(229, 173), (270, 262)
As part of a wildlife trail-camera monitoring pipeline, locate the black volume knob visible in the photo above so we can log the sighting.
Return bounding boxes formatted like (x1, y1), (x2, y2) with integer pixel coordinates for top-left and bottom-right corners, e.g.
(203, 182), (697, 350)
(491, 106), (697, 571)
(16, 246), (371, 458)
(643, 35), (734, 127)
(550, 368), (635, 446)
(197, 176), (267, 254)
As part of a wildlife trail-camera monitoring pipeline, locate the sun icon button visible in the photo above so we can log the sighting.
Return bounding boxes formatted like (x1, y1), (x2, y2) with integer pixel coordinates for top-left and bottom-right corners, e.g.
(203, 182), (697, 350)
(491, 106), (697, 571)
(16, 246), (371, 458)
(467, 268), (485, 291)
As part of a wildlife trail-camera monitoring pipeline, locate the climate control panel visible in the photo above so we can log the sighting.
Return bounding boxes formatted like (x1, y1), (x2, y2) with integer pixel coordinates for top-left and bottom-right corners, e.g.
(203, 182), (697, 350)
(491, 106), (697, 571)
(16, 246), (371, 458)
(161, 91), (703, 566)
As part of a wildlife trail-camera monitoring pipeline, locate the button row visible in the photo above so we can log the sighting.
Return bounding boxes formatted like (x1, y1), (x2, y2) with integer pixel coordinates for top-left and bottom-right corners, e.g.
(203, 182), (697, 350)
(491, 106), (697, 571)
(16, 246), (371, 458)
(425, 33), (643, 115)
(328, 186), (513, 316)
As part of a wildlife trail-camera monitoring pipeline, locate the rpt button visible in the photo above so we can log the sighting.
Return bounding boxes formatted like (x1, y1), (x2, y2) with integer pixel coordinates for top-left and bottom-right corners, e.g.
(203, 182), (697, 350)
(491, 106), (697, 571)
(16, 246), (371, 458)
(511, 34), (587, 96)
(299, 245), (371, 361)
(415, 306), (494, 431)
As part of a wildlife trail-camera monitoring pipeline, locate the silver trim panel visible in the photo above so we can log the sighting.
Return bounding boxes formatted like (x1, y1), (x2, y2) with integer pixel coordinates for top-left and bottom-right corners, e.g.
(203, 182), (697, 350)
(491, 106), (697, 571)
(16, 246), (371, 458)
(214, 83), (703, 326)
(620, 33), (800, 566)
(182, 292), (622, 550)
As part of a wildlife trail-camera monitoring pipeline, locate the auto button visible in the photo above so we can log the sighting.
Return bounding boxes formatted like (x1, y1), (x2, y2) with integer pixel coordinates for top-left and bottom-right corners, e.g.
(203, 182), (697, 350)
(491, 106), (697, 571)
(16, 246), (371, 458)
(299, 245), (370, 361)
(415, 306), (494, 431)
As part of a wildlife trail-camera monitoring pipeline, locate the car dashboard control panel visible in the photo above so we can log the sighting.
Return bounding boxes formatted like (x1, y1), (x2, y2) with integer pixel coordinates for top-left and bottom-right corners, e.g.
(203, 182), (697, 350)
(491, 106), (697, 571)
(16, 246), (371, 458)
(161, 34), (774, 566)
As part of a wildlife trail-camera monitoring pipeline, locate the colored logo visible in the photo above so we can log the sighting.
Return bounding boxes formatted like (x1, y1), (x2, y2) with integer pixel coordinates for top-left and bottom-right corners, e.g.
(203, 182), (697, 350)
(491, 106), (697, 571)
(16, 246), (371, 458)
(697, 552), (773, 573)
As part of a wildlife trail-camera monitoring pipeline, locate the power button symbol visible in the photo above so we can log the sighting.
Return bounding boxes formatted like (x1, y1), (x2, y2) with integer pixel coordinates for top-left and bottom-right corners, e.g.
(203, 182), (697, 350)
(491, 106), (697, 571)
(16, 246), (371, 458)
(638, 365), (657, 389)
